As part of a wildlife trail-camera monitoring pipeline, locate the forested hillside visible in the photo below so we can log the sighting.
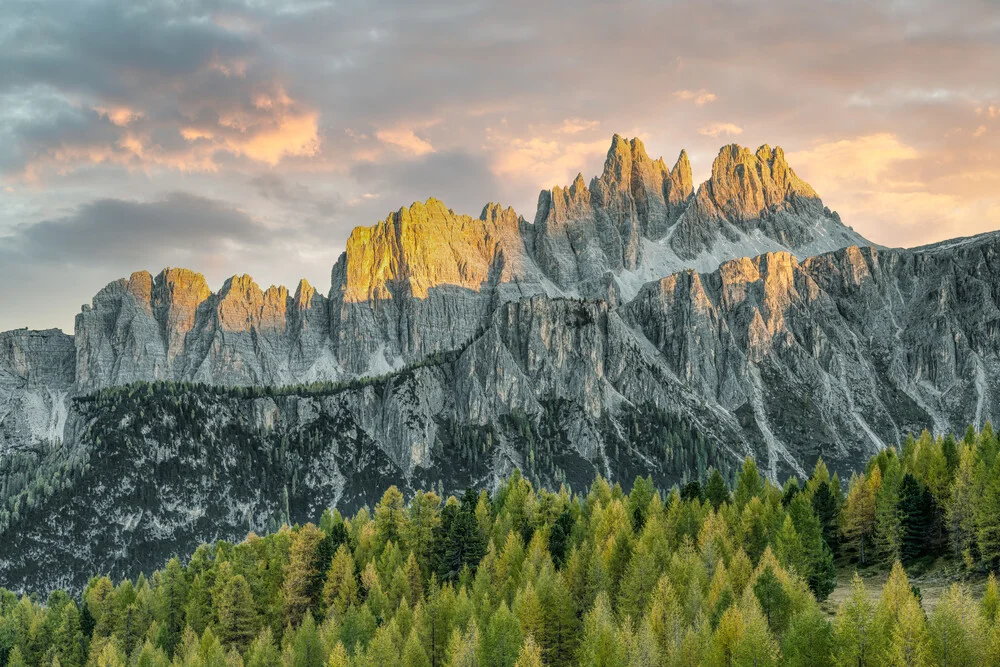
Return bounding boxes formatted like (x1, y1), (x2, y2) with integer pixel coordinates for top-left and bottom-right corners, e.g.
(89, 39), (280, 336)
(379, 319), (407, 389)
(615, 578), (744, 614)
(5, 425), (1000, 666)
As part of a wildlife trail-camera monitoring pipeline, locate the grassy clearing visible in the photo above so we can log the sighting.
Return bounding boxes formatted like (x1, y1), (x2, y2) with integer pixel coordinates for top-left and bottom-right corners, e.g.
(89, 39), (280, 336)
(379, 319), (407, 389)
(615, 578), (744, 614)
(821, 556), (991, 616)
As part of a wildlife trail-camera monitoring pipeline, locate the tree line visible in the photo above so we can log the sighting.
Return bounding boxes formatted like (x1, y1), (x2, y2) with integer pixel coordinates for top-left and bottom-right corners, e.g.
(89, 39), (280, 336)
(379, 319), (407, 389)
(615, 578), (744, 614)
(4, 426), (1000, 665)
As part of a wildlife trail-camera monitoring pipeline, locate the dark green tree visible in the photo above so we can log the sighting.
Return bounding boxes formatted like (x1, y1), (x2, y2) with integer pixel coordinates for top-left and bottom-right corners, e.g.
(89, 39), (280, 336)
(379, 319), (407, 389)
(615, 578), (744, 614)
(753, 566), (792, 635)
(705, 468), (731, 510)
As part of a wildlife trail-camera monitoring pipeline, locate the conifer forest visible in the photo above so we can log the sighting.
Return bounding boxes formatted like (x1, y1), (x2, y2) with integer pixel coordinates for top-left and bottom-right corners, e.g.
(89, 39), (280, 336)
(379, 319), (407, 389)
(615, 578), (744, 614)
(6, 426), (1000, 666)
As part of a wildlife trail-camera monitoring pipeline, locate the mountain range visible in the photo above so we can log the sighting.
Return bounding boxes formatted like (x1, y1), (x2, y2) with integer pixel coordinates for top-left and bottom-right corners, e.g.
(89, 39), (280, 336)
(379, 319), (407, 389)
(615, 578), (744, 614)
(3, 134), (999, 592)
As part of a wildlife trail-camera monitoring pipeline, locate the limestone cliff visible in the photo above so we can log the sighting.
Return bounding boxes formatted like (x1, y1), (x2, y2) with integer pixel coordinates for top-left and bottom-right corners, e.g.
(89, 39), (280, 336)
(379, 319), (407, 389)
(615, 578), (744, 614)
(65, 135), (867, 384)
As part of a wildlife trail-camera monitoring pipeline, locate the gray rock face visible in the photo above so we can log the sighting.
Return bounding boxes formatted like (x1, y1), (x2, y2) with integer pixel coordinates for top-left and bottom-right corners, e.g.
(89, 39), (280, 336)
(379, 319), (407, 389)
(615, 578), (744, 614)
(0, 329), (75, 454)
(74, 268), (333, 389)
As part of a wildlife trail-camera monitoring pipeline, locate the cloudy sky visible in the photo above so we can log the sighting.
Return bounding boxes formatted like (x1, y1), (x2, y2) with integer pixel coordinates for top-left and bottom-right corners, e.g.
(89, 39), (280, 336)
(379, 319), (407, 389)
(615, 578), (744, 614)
(2, 0), (999, 332)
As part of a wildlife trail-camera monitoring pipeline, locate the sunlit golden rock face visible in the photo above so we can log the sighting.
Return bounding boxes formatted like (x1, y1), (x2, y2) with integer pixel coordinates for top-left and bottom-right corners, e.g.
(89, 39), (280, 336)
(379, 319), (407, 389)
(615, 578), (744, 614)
(336, 197), (527, 303)
(215, 274), (289, 333)
(701, 144), (818, 223)
(153, 268), (212, 363)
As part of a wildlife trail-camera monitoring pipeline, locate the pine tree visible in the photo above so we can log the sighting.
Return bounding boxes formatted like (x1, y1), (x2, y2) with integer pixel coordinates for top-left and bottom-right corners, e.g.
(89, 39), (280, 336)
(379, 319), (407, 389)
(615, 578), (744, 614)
(626, 476), (656, 531)
(812, 480), (840, 555)
(897, 474), (933, 564)
(440, 490), (486, 582)
(875, 456), (904, 564)
(788, 494), (837, 600)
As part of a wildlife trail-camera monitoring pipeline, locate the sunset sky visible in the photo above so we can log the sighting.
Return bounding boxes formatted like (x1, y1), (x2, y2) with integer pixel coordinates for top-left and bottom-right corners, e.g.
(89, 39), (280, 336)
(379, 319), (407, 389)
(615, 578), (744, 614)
(2, 0), (999, 332)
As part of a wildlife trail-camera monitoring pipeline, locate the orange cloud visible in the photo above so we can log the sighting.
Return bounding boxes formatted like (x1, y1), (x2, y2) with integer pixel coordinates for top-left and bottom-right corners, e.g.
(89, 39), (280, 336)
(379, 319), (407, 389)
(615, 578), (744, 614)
(789, 134), (1000, 245)
(490, 135), (609, 189)
(674, 89), (717, 106)
(23, 87), (320, 178)
(94, 106), (143, 126)
(234, 111), (320, 165)
(698, 122), (743, 138)
(558, 118), (600, 134)
(375, 127), (436, 156)
(788, 133), (918, 186)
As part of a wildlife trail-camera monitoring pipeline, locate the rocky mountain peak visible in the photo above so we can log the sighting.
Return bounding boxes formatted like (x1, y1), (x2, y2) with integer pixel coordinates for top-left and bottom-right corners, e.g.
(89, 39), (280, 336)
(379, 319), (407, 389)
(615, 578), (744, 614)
(670, 149), (694, 199)
(705, 143), (819, 221)
(293, 279), (316, 308)
(668, 141), (867, 261)
(480, 202), (522, 226)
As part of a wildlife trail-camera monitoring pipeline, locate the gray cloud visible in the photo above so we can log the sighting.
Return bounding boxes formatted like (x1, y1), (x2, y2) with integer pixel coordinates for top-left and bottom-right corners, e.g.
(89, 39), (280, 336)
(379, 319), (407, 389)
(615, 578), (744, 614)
(249, 173), (341, 217)
(0, 193), (270, 267)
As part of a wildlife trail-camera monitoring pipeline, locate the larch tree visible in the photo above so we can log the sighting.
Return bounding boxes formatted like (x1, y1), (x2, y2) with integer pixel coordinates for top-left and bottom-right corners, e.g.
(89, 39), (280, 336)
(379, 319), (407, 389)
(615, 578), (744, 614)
(928, 583), (983, 667)
(781, 605), (833, 667)
(282, 524), (326, 626)
(842, 470), (878, 565)
(512, 635), (544, 667)
(946, 444), (978, 563)
(976, 455), (1000, 568)
(833, 573), (878, 667)
(215, 574), (258, 651)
